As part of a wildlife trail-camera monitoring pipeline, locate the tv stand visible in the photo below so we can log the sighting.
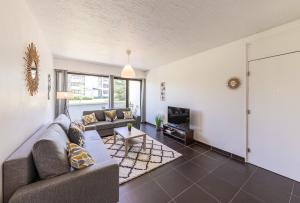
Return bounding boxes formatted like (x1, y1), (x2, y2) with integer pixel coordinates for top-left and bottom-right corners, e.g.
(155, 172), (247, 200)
(163, 124), (194, 145)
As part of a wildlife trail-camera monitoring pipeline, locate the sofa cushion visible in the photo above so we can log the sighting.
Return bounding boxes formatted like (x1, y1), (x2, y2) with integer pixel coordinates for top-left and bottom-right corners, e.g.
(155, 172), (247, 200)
(83, 131), (111, 163)
(83, 110), (105, 121)
(54, 114), (71, 133)
(116, 108), (130, 119)
(113, 119), (136, 128)
(32, 124), (70, 179)
(82, 113), (98, 125)
(83, 130), (101, 141)
(67, 143), (95, 170)
(94, 121), (115, 130)
(72, 121), (85, 131)
(3, 125), (48, 203)
(68, 123), (85, 147)
(123, 111), (133, 119)
(104, 110), (117, 122)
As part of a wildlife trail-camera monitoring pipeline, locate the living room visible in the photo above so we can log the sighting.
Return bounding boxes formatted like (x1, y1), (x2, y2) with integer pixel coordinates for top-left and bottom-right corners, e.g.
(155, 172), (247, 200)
(1, 0), (300, 203)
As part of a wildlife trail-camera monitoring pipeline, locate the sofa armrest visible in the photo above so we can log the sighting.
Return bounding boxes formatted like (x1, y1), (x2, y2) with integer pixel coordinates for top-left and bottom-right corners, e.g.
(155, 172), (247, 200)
(9, 160), (119, 203)
(133, 115), (141, 129)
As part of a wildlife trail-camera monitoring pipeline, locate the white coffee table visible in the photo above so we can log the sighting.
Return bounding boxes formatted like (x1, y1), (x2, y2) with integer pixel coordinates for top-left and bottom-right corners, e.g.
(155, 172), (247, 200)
(113, 126), (147, 156)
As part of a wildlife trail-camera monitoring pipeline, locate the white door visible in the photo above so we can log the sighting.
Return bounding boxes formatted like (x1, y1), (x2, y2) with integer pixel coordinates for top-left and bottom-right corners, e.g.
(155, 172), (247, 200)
(248, 52), (300, 182)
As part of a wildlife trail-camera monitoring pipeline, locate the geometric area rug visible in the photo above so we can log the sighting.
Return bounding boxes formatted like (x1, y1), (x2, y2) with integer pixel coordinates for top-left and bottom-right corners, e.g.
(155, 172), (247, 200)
(102, 135), (182, 184)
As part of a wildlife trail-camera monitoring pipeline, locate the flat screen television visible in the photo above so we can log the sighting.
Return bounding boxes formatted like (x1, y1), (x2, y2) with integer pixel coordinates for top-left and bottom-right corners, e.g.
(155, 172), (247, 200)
(168, 106), (190, 130)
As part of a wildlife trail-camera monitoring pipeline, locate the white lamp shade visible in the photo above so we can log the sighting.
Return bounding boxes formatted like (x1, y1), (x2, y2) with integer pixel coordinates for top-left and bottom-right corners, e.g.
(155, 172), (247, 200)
(121, 64), (136, 78)
(57, 91), (74, 100)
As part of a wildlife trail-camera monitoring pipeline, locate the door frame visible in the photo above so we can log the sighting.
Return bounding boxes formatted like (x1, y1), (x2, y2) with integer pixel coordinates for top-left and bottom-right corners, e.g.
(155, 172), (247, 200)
(245, 43), (251, 162)
(245, 44), (300, 162)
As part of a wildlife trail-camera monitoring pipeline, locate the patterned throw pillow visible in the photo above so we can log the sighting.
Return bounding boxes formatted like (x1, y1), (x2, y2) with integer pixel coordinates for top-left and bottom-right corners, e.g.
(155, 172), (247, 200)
(68, 123), (85, 147)
(67, 143), (95, 170)
(104, 110), (117, 122)
(73, 121), (85, 131)
(82, 113), (98, 125)
(123, 111), (133, 119)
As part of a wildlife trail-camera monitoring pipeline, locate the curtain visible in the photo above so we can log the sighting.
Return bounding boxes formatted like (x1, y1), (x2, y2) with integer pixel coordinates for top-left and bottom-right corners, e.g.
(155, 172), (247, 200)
(140, 79), (146, 123)
(55, 69), (68, 117)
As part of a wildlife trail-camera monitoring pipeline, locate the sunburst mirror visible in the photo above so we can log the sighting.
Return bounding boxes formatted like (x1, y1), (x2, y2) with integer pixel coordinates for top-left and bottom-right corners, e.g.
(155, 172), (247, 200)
(227, 77), (241, 89)
(24, 42), (40, 96)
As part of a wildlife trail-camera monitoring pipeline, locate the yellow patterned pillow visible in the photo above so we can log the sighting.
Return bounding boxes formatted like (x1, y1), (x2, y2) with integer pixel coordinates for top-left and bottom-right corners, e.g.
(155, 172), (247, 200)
(82, 113), (98, 125)
(73, 121), (85, 131)
(104, 110), (117, 122)
(123, 111), (133, 119)
(67, 143), (95, 170)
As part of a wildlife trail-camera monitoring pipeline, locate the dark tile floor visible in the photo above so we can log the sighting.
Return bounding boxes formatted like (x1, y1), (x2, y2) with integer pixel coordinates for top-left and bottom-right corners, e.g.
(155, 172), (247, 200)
(119, 124), (300, 203)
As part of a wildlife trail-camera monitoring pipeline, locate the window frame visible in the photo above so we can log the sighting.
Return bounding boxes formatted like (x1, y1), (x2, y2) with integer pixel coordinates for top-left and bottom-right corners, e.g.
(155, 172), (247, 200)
(113, 77), (142, 111)
(67, 72), (142, 111)
(67, 71), (110, 107)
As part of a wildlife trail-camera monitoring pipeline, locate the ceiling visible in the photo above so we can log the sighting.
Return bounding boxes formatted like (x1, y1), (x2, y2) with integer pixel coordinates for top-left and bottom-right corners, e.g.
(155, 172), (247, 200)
(26, 0), (300, 70)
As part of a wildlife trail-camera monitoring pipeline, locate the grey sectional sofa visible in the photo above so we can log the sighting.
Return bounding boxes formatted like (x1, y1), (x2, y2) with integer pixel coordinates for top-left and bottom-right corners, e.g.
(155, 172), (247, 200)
(3, 114), (119, 203)
(82, 108), (141, 137)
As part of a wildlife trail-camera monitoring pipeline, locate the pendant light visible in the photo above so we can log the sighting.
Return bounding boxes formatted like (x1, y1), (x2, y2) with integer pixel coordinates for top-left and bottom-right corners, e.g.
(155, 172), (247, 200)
(121, 49), (136, 78)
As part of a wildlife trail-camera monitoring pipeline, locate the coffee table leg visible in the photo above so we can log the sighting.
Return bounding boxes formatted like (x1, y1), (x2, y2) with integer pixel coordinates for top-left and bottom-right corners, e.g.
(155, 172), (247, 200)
(143, 135), (146, 150)
(125, 139), (128, 157)
(113, 131), (116, 144)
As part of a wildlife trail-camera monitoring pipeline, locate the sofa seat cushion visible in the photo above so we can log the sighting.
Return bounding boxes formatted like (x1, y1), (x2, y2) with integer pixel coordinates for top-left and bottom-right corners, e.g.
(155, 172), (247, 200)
(83, 130), (101, 141)
(32, 124), (70, 179)
(94, 121), (115, 130)
(84, 139), (111, 163)
(112, 119), (136, 128)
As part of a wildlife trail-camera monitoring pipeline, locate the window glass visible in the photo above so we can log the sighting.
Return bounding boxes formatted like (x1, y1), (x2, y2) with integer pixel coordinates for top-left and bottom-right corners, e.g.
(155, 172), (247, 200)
(68, 74), (109, 120)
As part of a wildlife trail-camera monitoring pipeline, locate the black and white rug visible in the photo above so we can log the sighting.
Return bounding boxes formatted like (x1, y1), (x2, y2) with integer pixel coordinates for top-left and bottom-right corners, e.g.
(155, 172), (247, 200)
(102, 135), (182, 184)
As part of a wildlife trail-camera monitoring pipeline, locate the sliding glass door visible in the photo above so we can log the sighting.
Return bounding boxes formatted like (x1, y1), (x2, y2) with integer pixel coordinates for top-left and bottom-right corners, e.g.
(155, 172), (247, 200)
(113, 78), (127, 108)
(129, 80), (141, 116)
(113, 78), (141, 115)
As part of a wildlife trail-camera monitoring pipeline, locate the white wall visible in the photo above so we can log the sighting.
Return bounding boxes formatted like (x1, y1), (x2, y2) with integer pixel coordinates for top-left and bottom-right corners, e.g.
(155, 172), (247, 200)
(146, 41), (247, 157)
(0, 0), (54, 201)
(53, 57), (147, 78)
(146, 19), (300, 158)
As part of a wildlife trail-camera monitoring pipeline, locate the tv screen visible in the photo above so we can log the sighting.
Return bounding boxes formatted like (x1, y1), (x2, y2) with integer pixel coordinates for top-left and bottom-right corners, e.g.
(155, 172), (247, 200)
(168, 106), (190, 129)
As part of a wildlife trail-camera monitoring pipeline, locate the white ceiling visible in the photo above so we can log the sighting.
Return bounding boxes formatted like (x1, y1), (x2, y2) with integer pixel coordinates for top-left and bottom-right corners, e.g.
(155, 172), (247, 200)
(26, 0), (300, 70)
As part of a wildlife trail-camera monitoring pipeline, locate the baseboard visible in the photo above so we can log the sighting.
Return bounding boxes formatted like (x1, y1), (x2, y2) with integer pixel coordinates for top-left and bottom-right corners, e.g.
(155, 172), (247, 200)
(143, 122), (245, 163)
(194, 140), (245, 163)
(144, 122), (156, 127)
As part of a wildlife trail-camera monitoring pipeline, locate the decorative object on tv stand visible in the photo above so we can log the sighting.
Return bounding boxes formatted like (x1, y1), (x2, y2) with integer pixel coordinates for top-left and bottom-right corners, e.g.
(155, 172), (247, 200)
(48, 74), (51, 100)
(24, 42), (40, 96)
(227, 77), (241, 89)
(57, 91), (74, 121)
(127, 123), (132, 132)
(121, 49), (136, 78)
(155, 114), (163, 131)
(160, 82), (166, 101)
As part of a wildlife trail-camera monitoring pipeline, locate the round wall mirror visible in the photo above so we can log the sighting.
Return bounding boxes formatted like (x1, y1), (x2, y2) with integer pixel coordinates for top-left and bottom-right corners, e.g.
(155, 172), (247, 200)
(227, 77), (241, 89)
(24, 42), (40, 96)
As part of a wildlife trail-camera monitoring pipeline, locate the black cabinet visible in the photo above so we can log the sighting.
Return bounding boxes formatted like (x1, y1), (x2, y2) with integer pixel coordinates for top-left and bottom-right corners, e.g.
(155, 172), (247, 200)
(163, 124), (194, 145)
